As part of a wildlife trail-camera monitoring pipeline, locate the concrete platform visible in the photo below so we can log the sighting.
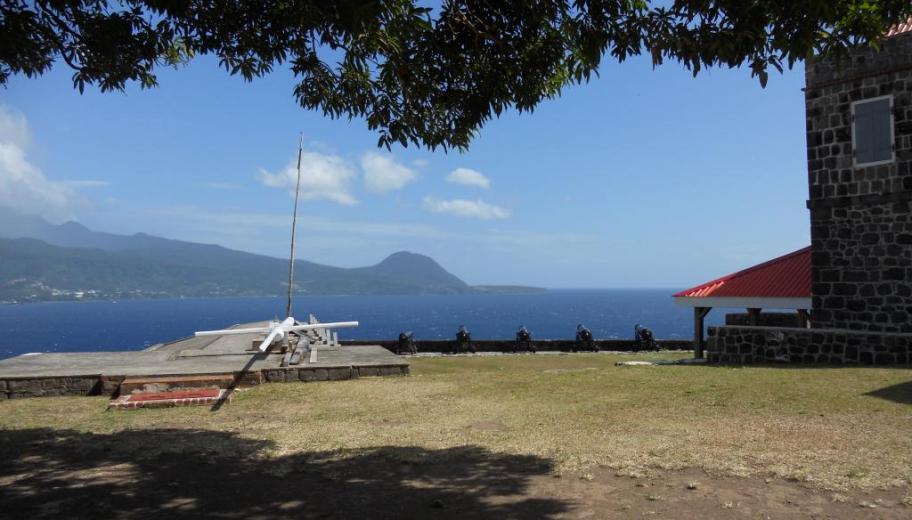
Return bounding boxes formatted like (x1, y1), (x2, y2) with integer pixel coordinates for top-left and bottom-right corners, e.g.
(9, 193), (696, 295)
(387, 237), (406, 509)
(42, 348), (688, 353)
(0, 321), (409, 399)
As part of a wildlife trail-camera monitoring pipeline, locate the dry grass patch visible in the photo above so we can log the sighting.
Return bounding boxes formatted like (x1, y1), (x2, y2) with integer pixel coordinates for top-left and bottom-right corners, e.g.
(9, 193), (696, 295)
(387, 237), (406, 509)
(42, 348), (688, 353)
(1, 352), (910, 492)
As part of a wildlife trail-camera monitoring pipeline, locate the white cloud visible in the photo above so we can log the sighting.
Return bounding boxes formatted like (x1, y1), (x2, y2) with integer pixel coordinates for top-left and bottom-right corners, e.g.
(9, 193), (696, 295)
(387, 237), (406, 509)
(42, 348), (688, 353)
(0, 106), (30, 149)
(257, 150), (357, 206)
(0, 106), (85, 223)
(361, 151), (417, 193)
(446, 168), (491, 189)
(422, 197), (510, 220)
(145, 205), (443, 239)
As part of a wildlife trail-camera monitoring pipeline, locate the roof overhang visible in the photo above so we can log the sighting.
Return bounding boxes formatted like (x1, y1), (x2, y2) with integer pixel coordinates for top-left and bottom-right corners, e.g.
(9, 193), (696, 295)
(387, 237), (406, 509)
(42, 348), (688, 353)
(673, 296), (812, 309)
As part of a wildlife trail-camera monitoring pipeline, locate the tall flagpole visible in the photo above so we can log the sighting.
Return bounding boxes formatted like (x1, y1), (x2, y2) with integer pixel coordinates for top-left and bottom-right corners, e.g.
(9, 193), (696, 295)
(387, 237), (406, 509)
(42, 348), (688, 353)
(286, 133), (304, 318)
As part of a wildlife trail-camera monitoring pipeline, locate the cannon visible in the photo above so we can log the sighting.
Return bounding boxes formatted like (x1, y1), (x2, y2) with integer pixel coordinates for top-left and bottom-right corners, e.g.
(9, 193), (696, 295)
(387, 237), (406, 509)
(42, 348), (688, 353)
(396, 331), (417, 355)
(633, 323), (658, 352)
(196, 317), (357, 352)
(510, 325), (536, 353)
(574, 324), (598, 352)
(453, 325), (476, 354)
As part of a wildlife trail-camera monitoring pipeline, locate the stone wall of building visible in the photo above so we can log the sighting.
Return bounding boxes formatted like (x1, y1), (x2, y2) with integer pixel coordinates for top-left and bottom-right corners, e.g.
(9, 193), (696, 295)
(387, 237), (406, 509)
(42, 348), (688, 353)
(809, 200), (912, 332)
(805, 33), (912, 331)
(707, 325), (912, 364)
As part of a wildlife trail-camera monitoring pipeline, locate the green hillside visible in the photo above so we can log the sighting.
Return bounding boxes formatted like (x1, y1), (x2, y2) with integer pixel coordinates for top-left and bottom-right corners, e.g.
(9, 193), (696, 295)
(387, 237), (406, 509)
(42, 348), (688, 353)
(0, 210), (544, 302)
(0, 238), (476, 302)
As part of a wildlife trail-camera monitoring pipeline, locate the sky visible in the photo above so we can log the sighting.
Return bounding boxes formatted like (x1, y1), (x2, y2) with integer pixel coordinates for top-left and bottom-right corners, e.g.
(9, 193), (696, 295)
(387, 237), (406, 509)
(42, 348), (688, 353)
(0, 49), (810, 288)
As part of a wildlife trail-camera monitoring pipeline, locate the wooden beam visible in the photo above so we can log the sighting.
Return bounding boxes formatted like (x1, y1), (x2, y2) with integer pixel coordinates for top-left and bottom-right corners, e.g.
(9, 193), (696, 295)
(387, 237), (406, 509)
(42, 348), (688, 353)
(797, 309), (811, 328)
(747, 307), (762, 326)
(694, 307), (711, 359)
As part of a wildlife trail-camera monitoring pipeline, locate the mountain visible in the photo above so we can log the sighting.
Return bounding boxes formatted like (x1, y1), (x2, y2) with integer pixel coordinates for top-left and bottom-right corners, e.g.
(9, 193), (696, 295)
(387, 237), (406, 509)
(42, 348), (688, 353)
(353, 251), (469, 292)
(0, 210), (543, 302)
(0, 207), (149, 251)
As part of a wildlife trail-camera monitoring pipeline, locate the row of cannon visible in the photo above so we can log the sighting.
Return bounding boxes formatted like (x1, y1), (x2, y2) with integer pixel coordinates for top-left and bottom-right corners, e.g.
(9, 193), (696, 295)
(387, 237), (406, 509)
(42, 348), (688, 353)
(394, 323), (659, 355)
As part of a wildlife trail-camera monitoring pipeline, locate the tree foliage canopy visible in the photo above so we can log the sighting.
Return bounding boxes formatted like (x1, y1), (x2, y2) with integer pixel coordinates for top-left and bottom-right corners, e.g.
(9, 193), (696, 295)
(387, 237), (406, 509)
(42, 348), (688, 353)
(3, 1), (911, 149)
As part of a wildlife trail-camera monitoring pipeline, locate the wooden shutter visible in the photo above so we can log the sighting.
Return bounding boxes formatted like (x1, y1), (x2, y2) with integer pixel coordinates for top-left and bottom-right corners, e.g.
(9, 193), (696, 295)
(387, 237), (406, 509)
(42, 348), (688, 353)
(853, 98), (893, 165)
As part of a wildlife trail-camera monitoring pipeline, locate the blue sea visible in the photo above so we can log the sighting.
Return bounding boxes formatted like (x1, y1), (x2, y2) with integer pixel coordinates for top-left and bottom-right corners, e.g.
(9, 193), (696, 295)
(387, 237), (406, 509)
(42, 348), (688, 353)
(0, 290), (725, 359)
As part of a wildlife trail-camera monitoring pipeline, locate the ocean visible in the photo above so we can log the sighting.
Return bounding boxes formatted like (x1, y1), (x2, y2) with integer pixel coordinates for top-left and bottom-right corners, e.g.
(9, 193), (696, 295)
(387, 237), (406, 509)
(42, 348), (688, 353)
(0, 289), (725, 359)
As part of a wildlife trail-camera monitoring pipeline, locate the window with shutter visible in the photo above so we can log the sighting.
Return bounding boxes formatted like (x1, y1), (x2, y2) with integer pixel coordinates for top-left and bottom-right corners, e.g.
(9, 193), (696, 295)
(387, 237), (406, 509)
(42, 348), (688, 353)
(851, 96), (895, 167)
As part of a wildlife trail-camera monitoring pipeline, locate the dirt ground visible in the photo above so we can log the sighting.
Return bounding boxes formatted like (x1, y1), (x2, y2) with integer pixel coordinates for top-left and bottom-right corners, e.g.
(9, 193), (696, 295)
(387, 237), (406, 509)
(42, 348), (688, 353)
(0, 427), (909, 519)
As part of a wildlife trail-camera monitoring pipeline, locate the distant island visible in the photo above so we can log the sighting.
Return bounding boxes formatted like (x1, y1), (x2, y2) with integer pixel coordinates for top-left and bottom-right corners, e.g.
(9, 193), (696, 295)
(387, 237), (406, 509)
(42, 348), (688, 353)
(0, 209), (545, 303)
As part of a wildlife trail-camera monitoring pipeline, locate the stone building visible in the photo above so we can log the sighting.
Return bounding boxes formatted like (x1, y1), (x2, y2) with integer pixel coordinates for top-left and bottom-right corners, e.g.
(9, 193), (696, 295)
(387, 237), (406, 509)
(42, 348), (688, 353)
(805, 22), (912, 333)
(687, 19), (912, 364)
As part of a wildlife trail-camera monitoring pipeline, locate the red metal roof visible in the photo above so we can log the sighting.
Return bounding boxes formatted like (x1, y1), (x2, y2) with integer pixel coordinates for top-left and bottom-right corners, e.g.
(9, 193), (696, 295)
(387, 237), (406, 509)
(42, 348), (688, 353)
(674, 247), (811, 299)
(886, 15), (912, 37)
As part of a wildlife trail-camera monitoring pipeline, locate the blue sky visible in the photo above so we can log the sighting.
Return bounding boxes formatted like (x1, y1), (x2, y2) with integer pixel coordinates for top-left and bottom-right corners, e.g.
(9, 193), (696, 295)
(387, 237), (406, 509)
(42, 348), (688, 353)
(0, 52), (809, 288)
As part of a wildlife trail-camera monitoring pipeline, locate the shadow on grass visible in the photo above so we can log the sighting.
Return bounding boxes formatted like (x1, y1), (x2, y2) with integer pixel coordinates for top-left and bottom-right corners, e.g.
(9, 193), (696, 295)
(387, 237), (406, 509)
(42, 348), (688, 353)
(865, 380), (912, 404)
(0, 428), (568, 519)
(701, 362), (912, 370)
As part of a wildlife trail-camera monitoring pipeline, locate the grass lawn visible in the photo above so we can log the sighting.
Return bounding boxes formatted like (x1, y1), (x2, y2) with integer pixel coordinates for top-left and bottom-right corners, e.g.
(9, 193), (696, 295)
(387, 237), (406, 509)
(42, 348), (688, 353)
(3, 353), (912, 518)
(2, 352), (910, 494)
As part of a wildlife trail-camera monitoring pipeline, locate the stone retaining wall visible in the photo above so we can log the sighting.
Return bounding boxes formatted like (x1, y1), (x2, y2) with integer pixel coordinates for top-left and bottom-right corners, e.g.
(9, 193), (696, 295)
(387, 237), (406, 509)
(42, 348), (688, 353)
(260, 364), (408, 383)
(0, 376), (101, 399)
(0, 364), (410, 399)
(708, 325), (912, 364)
(341, 338), (692, 353)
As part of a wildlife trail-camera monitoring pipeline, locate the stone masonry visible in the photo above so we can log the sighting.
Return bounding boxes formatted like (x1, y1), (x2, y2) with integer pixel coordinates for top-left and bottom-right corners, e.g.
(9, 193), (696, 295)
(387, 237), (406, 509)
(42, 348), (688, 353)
(805, 31), (912, 332)
(708, 325), (911, 365)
